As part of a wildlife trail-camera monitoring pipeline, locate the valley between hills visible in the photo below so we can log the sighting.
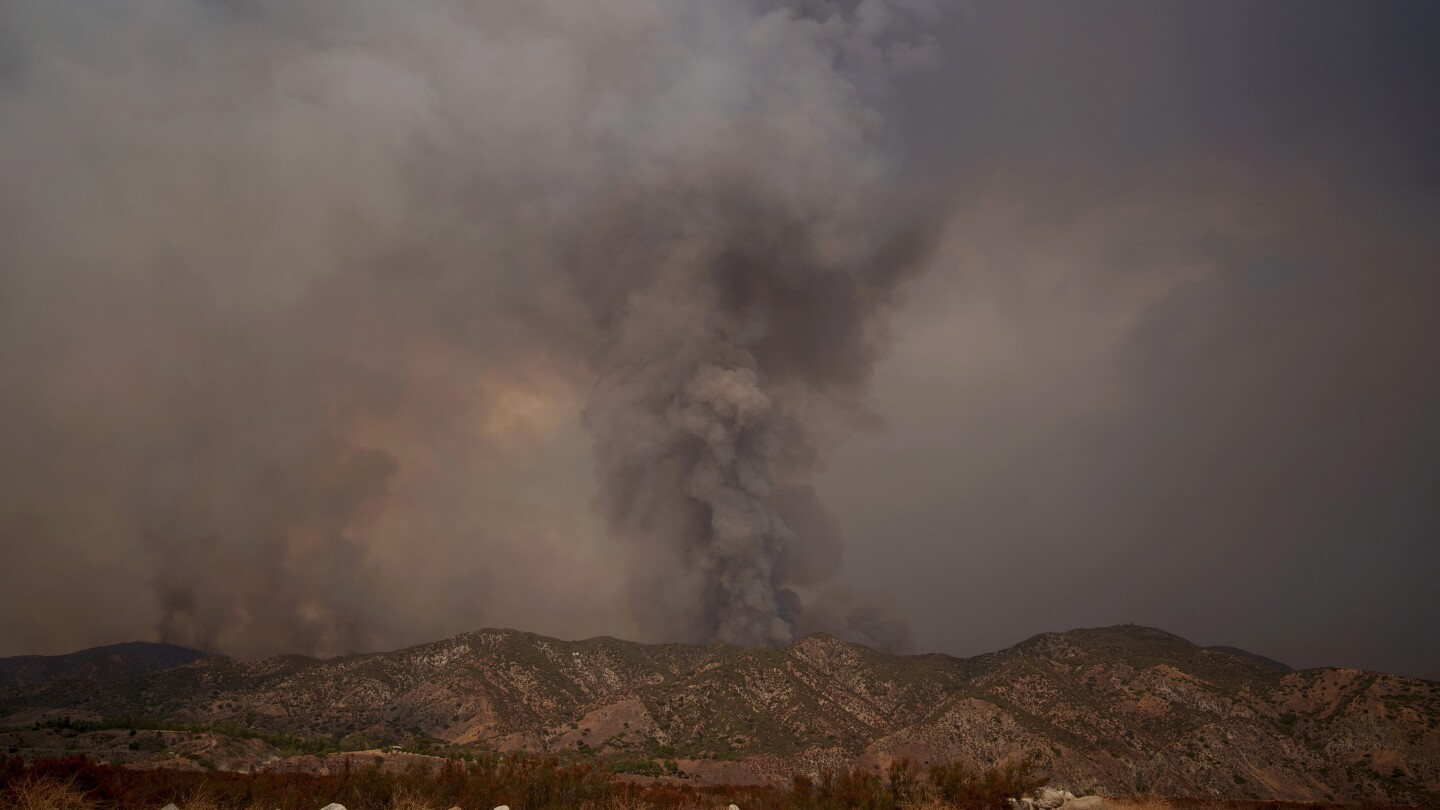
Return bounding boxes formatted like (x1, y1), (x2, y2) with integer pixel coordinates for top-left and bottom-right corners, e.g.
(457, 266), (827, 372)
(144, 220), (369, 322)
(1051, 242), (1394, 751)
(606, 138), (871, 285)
(2, 625), (1437, 805)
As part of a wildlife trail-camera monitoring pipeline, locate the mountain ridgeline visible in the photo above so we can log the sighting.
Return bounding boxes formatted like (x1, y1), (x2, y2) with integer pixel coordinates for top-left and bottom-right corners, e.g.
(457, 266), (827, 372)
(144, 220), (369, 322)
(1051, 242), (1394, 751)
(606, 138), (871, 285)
(0, 642), (217, 690)
(1, 625), (1436, 804)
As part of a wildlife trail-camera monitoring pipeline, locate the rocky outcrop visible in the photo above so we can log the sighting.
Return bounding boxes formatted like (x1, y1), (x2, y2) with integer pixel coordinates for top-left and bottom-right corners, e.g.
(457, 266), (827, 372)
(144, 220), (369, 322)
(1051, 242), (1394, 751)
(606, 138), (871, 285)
(1033, 787), (1077, 808)
(1010, 788), (1104, 810)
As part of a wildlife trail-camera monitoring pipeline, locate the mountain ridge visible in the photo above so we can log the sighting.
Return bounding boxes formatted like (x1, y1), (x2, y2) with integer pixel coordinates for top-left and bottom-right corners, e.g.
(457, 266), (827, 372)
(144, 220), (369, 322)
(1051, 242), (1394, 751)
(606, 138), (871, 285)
(0, 641), (218, 690)
(2, 624), (1436, 804)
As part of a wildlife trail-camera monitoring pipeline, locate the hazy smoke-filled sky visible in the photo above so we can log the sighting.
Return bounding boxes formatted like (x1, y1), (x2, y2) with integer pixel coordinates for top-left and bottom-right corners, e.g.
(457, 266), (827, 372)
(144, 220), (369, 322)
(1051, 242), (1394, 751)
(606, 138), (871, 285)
(2, 1), (1437, 679)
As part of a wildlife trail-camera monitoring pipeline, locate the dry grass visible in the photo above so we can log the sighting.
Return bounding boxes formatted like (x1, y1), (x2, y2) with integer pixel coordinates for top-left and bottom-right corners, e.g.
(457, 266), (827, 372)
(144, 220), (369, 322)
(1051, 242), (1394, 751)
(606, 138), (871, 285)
(174, 787), (225, 810)
(581, 793), (658, 810)
(578, 794), (749, 810)
(898, 796), (954, 810)
(0, 775), (99, 810)
(386, 789), (439, 810)
(1105, 795), (1209, 807)
(1108, 798), (1180, 810)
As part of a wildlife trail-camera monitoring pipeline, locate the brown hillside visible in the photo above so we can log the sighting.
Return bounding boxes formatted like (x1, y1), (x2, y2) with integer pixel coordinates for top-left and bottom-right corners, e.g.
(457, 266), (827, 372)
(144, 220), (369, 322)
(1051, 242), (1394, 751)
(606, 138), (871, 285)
(2, 625), (1436, 804)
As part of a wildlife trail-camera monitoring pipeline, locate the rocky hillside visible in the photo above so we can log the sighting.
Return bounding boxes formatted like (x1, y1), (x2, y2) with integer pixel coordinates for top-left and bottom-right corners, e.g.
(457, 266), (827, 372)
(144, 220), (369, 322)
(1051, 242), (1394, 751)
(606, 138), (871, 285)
(2, 626), (1436, 804)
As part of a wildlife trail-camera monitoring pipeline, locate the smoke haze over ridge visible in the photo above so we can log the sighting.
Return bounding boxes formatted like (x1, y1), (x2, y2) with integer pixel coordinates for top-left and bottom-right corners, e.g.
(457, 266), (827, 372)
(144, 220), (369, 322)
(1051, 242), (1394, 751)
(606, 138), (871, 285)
(0, 0), (939, 658)
(2, 1), (1438, 678)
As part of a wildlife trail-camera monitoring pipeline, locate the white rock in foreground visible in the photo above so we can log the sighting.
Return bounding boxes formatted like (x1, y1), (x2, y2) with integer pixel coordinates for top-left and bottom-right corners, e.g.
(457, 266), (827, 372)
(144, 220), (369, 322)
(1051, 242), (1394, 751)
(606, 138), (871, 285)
(1034, 787), (1070, 808)
(320, 804), (347, 810)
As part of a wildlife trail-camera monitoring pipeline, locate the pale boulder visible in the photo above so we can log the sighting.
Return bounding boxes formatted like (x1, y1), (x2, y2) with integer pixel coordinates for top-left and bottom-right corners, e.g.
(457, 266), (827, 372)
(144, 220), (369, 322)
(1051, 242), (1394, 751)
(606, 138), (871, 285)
(1034, 787), (1069, 808)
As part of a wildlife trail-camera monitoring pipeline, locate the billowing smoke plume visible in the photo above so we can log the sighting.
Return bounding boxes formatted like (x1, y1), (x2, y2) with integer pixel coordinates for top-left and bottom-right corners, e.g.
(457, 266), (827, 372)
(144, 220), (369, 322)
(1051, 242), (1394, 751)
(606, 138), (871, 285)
(0, 0), (944, 657)
(580, 195), (937, 647)
(569, 0), (945, 649)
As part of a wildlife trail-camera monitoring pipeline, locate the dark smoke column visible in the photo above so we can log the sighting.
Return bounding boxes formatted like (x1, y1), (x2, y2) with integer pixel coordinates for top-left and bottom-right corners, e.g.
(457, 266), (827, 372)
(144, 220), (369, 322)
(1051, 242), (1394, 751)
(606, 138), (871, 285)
(573, 0), (944, 642)
(577, 0), (944, 647)
(582, 209), (934, 647)
(586, 257), (800, 647)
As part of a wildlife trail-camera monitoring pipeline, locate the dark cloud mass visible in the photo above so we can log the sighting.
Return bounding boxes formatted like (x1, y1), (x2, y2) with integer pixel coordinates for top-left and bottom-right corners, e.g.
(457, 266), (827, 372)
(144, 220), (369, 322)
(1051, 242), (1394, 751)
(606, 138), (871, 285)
(1, 1), (1437, 677)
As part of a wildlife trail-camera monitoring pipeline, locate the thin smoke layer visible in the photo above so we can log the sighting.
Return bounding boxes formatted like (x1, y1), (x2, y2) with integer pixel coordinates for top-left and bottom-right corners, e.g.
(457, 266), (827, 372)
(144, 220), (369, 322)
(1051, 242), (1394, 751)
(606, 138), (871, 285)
(0, 0), (941, 657)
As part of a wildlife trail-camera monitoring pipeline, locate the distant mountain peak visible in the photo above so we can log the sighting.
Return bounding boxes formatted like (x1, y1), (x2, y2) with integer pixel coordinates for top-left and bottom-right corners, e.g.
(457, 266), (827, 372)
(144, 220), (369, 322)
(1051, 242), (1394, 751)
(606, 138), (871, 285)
(0, 641), (216, 690)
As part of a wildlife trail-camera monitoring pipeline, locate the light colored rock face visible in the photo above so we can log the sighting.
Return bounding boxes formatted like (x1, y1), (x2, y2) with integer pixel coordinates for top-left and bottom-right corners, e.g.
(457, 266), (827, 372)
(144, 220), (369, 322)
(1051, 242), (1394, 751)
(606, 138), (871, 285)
(320, 804), (347, 810)
(160, 804), (179, 810)
(728, 805), (741, 810)
(1066, 796), (1107, 810)
(1034, 787), (1070, 808)
(493, 806), (511, 810)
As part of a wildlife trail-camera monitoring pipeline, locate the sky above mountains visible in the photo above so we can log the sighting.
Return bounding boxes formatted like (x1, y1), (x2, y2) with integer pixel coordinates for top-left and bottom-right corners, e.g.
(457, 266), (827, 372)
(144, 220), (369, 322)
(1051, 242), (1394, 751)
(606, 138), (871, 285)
(1, 1), (1436, 678)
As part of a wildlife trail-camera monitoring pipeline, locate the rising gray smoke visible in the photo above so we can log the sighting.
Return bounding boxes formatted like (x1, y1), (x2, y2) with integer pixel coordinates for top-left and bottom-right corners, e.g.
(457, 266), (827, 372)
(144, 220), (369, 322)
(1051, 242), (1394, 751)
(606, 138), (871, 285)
(566, 1), (946, 648)
(0, 0), (944, 657)
(579, 194), (937, 647)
